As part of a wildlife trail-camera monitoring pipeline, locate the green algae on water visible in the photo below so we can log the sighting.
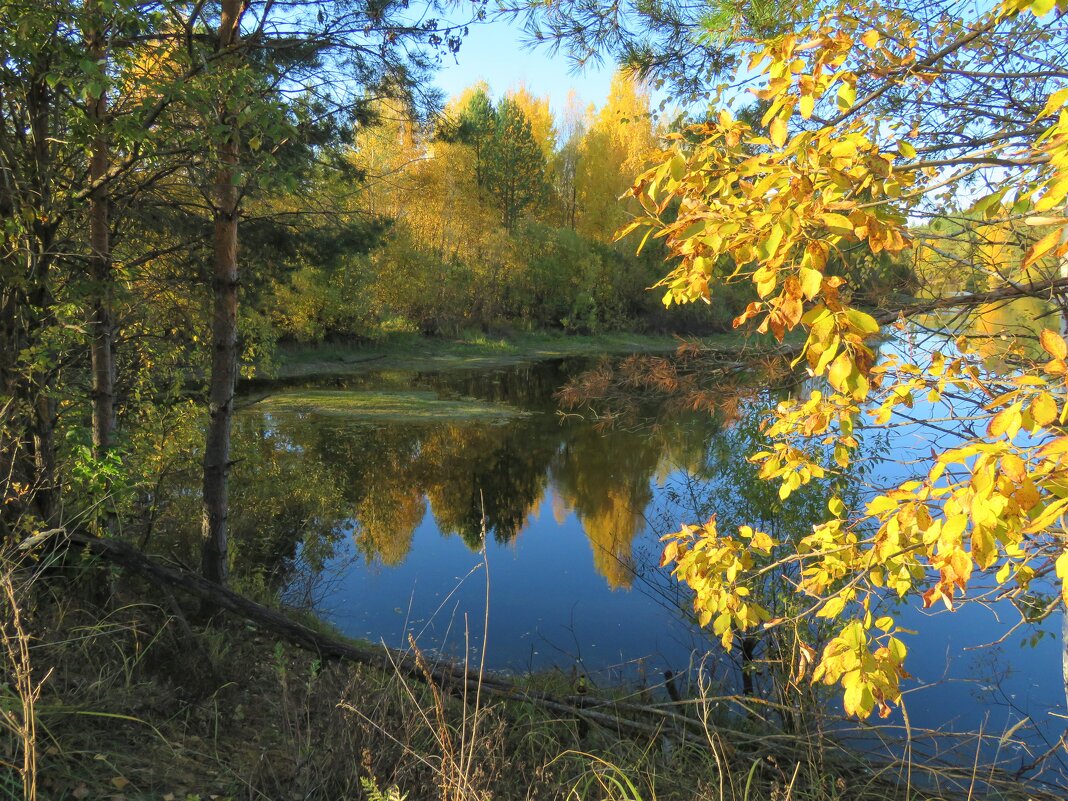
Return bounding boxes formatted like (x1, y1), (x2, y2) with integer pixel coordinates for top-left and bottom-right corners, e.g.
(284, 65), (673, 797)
(255, 389), (529, 423)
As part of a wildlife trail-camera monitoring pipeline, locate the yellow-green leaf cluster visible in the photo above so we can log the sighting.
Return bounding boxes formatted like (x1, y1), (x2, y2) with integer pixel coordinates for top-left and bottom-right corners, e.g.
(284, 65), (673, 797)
(660, 517), (776, 648)
(629, 0), (1068, 720)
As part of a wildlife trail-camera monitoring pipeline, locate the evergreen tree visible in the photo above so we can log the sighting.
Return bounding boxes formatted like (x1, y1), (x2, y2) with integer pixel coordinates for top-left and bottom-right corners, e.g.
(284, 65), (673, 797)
(456, 86), (497, 208)
(484, 97), (547, 232)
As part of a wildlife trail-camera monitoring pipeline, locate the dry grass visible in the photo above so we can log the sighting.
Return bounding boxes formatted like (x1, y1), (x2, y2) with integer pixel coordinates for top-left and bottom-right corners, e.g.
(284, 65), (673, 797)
(1, 553), (1063, 801)
(0, 556), (51, 801)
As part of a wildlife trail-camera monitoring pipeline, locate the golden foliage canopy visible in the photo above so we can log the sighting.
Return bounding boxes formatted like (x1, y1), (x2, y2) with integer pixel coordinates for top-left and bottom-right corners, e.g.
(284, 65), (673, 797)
(633, 0), (1068, 718)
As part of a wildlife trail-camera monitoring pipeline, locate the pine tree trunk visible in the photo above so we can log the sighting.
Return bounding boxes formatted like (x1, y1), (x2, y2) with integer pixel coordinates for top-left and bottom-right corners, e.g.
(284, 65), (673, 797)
(25, 71), (59, 526)
(201, 0), (242, 586)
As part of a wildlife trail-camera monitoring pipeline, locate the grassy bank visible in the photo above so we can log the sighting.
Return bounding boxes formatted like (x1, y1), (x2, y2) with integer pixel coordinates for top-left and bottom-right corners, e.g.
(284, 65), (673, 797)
(4, 557), (1059, 801)
(259, 330), (774, 384)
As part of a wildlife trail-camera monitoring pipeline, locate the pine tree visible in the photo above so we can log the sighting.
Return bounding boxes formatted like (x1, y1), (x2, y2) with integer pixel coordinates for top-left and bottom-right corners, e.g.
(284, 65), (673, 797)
(484, 97), (547, 232)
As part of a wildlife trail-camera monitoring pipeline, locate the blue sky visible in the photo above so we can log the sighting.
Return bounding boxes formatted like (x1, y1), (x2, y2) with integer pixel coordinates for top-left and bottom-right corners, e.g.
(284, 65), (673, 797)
(432, 16), (615, 114)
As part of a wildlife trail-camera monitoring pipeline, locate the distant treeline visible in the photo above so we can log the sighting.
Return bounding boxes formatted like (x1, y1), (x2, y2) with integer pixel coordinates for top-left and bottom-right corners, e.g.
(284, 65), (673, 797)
(260, 73), (752, 341)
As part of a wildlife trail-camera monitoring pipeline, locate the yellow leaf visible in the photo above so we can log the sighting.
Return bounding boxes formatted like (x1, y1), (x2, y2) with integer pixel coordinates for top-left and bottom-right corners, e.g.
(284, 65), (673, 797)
(1031, 392), (1058, 426)
(815, 335), (840, 374)
(757, 223), (785, 261)
(1055, 551), (1068, 579)
(800, 266), (822, 300)
(845, 308), (880, 335)
(800, 93), (815, 119)
(805, 240), (829, 271)
(828, 352), (853, 391)
(843, 682), (861, 716)
(1058, 553), (1068, 603)
(861, 29), (881, 48)
(1043, 86), (1068, 117)
(1034, 180), (1068, 212)
(1024, 228), (1064, 267)
(750, 530), (776, 552)
(818, 596), (846, 618)
(837, 82), (856, 112)
(822, 213), (854, 235)
(996, 561), (1012, 584)
(669, 153), (686, 181)
(660, 540), (679, 567)
(1024, 497), (1068, 533)
(770, 116), (788, 147)
(614, 219), (647, 242)
(1040, 328), (1067, 360)
(1037, 436), (1068, 460)
(1001, 452), (1026, 483)
(1006, 406), (1023, 439)
(987, 407), (1011, 438)
(887, 637), (907, 663)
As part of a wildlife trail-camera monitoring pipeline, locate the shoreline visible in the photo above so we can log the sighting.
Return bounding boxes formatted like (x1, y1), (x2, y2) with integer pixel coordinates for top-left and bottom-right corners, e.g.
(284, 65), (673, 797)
(242, 329), (788, 390)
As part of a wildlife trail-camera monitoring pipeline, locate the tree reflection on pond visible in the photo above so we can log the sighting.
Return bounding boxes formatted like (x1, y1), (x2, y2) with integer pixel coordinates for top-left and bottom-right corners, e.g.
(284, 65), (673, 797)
(232, 358), (731, 592)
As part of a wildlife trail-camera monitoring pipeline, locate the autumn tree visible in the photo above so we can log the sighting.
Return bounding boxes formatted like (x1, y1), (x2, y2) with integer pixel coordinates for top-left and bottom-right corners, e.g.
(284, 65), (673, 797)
(576, 71), (655, 242)
(551, 91), (587, 229)
(615, 0), (1068, 719)
(350, 98), (425, 220)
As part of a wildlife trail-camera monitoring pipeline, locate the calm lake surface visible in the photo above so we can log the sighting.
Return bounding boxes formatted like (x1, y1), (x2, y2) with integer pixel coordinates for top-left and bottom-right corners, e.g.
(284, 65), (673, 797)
(234, 331), (1068, 782)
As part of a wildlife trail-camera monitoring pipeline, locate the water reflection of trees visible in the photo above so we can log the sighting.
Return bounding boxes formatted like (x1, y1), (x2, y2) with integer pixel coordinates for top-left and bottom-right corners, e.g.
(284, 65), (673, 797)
(144, 413), (353, 589)
(552, 426), (656, 589)
(421, 423), (558, 547)
(214, 367), (726, 590)
(143, 353), (875, 621)
(146, 357), (797, 595)
(253, 409), (720, 589)
(552, 346), (878, 715)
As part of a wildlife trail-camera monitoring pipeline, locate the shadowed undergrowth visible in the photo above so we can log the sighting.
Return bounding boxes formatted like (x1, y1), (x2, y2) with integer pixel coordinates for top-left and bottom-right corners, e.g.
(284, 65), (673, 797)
(3, 556), (1063, 801)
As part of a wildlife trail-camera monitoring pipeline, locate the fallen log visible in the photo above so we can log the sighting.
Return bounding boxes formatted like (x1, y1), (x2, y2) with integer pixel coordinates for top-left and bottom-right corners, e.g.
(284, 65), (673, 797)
(19, 529), (699, 741)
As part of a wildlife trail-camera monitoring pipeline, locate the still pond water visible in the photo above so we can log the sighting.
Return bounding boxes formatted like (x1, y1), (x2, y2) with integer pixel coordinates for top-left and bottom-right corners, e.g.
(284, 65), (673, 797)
(236, 325), (1067, 781)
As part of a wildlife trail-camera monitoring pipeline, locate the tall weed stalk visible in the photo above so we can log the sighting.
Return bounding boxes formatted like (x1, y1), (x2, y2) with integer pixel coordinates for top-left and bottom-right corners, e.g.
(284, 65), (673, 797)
(0, 552), (49, 801)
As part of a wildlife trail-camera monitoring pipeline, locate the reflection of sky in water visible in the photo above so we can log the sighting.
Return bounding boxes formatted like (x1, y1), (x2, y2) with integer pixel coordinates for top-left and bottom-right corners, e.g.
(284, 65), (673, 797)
(261, 337), (1068, 783)
(316, 488), (705, 679)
